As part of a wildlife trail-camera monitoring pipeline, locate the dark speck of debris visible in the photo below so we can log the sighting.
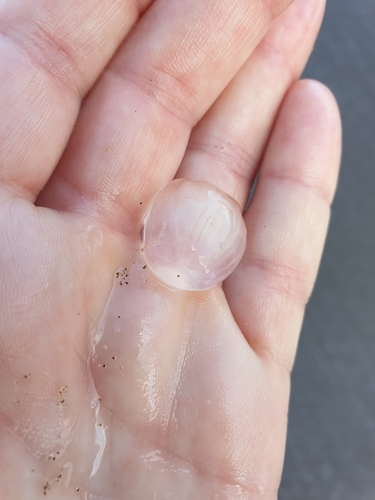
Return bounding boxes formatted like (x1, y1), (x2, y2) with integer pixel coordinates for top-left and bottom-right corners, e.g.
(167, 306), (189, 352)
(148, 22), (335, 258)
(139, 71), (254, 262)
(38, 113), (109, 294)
(76, 488), (80, 492)
(102, 364), (106, 368)
(112, 356), (116, 360)
(177, 275), (180, 278)
(59, 386), (68, 404)
(143, 265), (147, 269)
(140, 202), (143, 205)
(43, 482), (51, 495)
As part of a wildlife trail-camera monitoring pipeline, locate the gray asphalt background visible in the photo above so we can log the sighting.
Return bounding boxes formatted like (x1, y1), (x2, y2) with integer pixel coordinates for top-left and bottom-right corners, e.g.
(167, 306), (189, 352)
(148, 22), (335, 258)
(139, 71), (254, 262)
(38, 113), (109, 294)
(279, 0), (375, 499)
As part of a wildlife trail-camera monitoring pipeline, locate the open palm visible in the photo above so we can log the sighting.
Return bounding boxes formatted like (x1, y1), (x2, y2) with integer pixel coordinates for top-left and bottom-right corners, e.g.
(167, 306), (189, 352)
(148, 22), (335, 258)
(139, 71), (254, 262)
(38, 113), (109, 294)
(0, 0), (341, 498)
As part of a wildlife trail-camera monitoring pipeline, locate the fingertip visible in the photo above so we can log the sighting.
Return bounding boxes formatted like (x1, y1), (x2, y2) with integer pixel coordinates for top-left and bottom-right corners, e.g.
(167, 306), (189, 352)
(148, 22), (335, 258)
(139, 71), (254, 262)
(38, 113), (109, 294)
(288, 79), (342, 136)
(265, 78), (342, 204)
(288, 77), (338, 107)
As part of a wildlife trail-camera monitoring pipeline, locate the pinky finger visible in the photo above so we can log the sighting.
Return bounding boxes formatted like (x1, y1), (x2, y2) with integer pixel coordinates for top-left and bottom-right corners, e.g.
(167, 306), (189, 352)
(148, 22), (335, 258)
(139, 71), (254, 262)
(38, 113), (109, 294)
(224, 80), (342, 371)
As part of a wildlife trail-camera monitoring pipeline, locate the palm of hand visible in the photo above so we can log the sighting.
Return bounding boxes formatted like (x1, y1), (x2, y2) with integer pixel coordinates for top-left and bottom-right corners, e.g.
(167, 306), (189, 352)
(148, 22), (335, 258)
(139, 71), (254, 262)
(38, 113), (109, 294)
(1, 169), (287, 500)
(0, 0), (340, 499)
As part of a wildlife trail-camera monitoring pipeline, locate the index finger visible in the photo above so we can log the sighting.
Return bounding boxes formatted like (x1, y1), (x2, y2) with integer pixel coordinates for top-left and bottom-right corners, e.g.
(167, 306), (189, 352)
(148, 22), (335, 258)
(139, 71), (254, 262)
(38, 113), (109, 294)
(0, 0), (153, 201)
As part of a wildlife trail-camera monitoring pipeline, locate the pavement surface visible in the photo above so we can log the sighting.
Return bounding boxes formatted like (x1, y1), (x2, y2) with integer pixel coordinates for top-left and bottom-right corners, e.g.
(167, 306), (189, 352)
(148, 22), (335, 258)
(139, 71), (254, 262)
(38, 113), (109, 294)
(279, 1), (375, 499)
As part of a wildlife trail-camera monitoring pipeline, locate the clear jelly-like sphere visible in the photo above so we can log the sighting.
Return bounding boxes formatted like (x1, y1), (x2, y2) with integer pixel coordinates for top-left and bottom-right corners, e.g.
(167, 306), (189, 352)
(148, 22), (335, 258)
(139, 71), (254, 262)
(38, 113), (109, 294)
(142, 179), (247, 291)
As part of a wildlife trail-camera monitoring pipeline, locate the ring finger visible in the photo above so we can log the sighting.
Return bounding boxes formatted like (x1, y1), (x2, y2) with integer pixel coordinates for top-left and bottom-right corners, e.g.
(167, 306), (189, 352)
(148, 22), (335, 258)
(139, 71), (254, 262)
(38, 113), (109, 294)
(176, 0), (326, 208)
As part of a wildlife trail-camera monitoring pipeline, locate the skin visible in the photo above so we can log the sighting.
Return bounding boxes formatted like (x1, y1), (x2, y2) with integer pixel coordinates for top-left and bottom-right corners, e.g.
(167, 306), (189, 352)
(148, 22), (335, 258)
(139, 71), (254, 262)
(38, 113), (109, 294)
(0, 0), (341, 498)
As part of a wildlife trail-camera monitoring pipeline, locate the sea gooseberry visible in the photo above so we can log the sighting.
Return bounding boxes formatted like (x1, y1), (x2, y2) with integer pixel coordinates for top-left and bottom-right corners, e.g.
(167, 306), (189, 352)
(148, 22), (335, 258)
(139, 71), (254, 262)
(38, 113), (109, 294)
(142, 179), (247, 291)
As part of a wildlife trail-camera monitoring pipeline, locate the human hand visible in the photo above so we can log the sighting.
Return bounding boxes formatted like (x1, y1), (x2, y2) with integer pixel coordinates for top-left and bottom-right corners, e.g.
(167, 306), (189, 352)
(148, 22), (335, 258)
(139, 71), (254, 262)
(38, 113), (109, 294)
(0, 0), (341, 498)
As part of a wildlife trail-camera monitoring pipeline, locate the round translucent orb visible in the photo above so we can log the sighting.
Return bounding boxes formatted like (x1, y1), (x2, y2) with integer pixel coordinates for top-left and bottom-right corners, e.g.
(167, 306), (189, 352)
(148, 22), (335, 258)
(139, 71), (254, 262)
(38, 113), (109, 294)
(142, 179), (247, 291)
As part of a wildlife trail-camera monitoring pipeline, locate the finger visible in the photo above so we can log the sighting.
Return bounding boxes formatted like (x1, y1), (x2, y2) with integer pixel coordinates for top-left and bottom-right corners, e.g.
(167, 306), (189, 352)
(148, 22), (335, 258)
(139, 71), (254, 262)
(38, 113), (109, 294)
(38, 0), (295, 231)
(224, 80), (342, 371)
(177, 0), (325, 209)
(0, 0), (153, 200)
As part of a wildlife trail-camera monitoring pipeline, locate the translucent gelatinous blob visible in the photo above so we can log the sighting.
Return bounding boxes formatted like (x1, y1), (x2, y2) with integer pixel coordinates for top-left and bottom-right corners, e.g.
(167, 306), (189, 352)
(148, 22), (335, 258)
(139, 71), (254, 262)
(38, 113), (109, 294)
(142, 179), (247, 291)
